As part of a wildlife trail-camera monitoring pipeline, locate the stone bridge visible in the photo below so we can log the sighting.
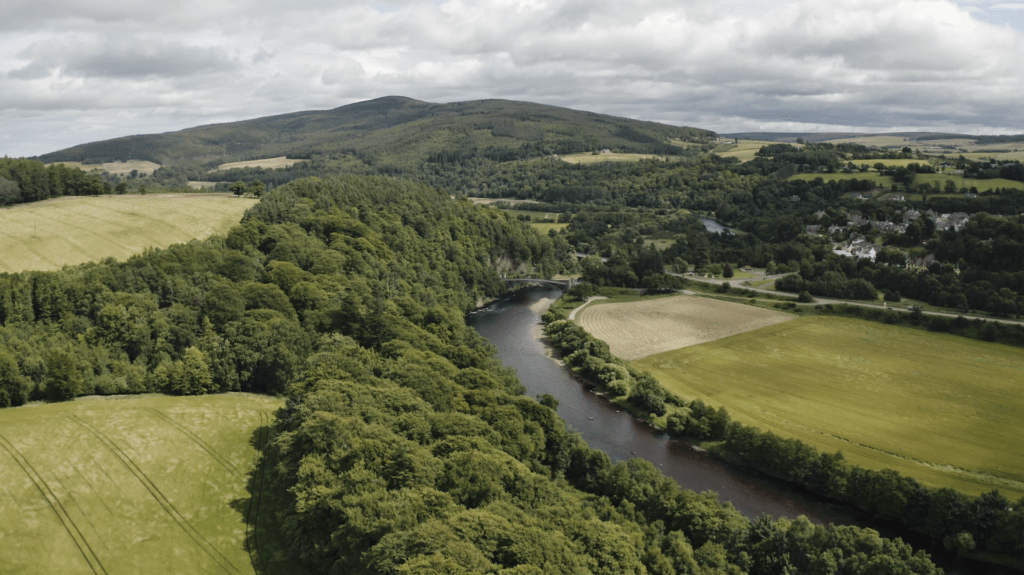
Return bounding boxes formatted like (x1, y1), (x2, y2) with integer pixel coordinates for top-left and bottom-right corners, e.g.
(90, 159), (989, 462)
(503, 277), (576, 291)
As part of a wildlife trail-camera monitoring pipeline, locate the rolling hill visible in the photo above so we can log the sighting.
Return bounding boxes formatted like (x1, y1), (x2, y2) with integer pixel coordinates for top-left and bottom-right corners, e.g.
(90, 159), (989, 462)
(37, 97), (716, 169)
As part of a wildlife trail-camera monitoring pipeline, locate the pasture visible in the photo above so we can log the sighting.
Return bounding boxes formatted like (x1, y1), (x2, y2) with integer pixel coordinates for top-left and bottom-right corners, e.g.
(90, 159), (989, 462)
(574, 294), (793, 361)
(0, 194), (257, 273)
(788, 172), (891, 185)
(0, 394), (299, 574)
(915, 173), (1024, 191)
(214, 157), (305, 171)
(633, 316), (1024, 497)
(560, 152), (677, 164)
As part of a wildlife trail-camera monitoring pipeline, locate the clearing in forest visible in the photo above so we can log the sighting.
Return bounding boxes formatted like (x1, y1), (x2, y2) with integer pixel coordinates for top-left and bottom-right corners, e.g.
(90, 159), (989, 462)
(560, 152), (676, 164)
(0, 394), (302, 575)
(49, 160), (163, 177)
(214, 157), (305, 171)
(0, 194), (257, 273)
(633, 316), (1024, 498)
(573, 295), (792, 361)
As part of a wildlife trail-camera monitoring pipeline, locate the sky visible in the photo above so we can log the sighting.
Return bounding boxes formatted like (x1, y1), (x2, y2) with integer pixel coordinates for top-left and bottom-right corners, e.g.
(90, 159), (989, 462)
(2, 0), (1024, 158)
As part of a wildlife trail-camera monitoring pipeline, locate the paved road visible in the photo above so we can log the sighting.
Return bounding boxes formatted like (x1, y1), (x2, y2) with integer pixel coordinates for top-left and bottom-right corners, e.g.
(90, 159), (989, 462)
(675, 273), (1024, 326)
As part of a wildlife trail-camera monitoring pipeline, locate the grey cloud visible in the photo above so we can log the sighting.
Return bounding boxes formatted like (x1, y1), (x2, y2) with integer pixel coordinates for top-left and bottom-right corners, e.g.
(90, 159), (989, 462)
(12, 37), (238, 79)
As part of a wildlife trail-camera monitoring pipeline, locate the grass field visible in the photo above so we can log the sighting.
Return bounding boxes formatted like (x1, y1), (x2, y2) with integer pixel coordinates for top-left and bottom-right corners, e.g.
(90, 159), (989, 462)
(0, 195), (257, 273)
(50, 160), (163, 177)
(214, 157), (305, 171)
(915, 173), (1024, 191)
(826, 136), (914, 148)
(633, 316), (1024, 498)
(712, 140), (775, 163)
(789, 172), (891, 185)
(187, 181), (219, 189)
(0, 394), (302, 575)
(575, 294), (793, 361)
(560, 152), (678, 164)
(531, 222), (568, 234)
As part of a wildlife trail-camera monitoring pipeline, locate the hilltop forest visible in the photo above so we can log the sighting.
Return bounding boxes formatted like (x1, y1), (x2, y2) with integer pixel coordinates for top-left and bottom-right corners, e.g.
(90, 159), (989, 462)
(0, 173), (951, 574)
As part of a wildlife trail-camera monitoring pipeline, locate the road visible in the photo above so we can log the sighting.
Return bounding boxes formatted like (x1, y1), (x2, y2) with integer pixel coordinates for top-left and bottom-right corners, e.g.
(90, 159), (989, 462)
(675, 272), (1024, 326)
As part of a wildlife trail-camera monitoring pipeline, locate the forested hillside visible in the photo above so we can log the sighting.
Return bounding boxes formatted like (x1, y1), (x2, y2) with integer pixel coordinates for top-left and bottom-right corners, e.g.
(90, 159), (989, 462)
(37, 97), (715, 169)
(0, 174), (944, 573)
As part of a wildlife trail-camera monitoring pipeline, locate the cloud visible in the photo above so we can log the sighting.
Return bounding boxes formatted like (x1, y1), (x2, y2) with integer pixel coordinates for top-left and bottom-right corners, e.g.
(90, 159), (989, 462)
(1, 0), (1023, 158)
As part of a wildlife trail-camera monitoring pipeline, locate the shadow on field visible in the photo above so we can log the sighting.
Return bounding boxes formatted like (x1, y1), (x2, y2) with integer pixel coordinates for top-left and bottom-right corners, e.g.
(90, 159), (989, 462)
(230, 410), (310, 575)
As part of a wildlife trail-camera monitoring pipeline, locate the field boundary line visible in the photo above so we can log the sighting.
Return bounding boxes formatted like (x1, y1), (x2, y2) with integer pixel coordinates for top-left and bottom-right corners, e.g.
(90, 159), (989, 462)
(71, 415), (243, 575)
(568, 296), (606, 320)
(245, 411), (271, 575)
(145, 408), (244, 478)
(0, 432), (108, 575)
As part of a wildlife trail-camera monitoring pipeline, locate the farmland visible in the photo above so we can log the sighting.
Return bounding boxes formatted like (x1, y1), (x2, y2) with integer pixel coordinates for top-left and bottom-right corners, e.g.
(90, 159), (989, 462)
(560, 152), (677, 164)
(573, 294), (793, 360)
(632, 315), (1024, 498)
(0, 194), (257, 273)
(0, 393), (300, 575)
(712, 140), (776, 163)
(214, 157), (306, 171)
(49, 160), (162, 177)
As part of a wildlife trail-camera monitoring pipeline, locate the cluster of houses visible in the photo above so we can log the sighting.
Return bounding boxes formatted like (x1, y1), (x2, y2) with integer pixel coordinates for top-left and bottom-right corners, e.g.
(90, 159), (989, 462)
(805, 209), (972, 265)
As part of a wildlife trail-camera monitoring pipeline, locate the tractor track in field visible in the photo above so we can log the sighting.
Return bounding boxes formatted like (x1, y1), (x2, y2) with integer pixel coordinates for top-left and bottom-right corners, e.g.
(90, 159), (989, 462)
(245, 411), (272, 575)
(0, 431), (109, 575)
(71, 414), (243, 575)
(145, 408), (244, 479)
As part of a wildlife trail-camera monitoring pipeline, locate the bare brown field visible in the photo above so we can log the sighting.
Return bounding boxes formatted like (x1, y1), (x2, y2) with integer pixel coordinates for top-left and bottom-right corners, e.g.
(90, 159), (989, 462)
(214, 156), (305, 171)
(49, 160), (162, 176)
(574, 295), (793, 360)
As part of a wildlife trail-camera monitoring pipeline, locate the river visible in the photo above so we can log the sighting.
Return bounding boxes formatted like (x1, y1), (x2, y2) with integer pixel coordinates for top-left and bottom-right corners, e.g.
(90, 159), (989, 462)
(466, 285), (1010, 574)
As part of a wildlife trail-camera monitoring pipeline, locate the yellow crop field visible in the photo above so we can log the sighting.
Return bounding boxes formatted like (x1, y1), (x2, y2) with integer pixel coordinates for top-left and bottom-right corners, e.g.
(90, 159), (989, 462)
(574, 295), (793, 360)
(826, 135), (913, 148)
(557, 151), (675, 162)
(712, 140), (775, 163)
(634, 316), (1024, 497)
(0, 394), (301, 575)
(0, 194), (257, 273)
(50, 160), (163, 176)
(214, 157), (306, 171)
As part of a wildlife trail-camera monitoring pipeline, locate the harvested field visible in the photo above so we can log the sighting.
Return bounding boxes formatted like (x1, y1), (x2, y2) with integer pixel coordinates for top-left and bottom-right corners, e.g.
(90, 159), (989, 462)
(634, 316), (1024, 497)
(560, 152), (676, 164)
(712, 140), (775, 163)
(214, 157), (305, 171)
(0, 394), (301, 574)
(574, 295), (793, 360)
(0, 194), (257, 273)
(49, 160), (162, 176)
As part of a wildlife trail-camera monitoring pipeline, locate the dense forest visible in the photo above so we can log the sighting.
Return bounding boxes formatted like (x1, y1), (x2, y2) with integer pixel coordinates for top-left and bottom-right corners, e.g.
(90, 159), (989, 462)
(0, 174), (951, 573)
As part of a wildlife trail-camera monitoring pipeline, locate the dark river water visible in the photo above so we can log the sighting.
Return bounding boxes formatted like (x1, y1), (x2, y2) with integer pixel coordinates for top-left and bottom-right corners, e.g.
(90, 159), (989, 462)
(466, 285), (1010, 574)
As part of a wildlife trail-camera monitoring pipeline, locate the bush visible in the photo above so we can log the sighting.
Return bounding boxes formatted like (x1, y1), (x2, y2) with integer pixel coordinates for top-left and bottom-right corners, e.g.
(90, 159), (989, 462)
(798, 291), (814, 303)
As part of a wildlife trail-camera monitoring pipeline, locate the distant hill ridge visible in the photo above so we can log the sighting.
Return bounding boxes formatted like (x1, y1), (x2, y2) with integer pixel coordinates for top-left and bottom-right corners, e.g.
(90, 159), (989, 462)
(38, 96), (716, 168)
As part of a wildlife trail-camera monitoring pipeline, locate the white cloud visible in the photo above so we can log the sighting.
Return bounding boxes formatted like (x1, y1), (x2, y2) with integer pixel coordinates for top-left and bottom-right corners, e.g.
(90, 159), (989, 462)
(1, 0), (1023, 158)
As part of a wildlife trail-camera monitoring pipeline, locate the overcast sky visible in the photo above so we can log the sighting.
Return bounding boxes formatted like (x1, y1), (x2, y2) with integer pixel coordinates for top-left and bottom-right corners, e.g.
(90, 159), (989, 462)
(2, 0), (1024, 158)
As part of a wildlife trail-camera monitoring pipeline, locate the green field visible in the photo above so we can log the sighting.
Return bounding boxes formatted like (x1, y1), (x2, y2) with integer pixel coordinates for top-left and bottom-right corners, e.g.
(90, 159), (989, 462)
(789, 172), (891, 185)
(0, 195), (258, 273)
(0, 394), (300, 574)
(634, 316), (1024, 498)
(560, 152), (677, 164)
(712, 140), (775, 163)
(915, 173), (1024, 191)
(531, 222), (569, 234)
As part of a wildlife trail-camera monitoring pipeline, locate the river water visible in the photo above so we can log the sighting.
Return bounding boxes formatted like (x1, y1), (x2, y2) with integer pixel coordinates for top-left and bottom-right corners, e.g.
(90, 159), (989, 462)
(466, 285), (1008, 574)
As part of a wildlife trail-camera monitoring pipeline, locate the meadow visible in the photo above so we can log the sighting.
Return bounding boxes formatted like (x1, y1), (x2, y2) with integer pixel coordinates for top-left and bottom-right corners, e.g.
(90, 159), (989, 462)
(0, 394), (300, 575)
(632, 315), (1024, 498)
(574, 294), (793, 360)
(915, 173), (1024, 191)
(0, 195), (257, 273)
